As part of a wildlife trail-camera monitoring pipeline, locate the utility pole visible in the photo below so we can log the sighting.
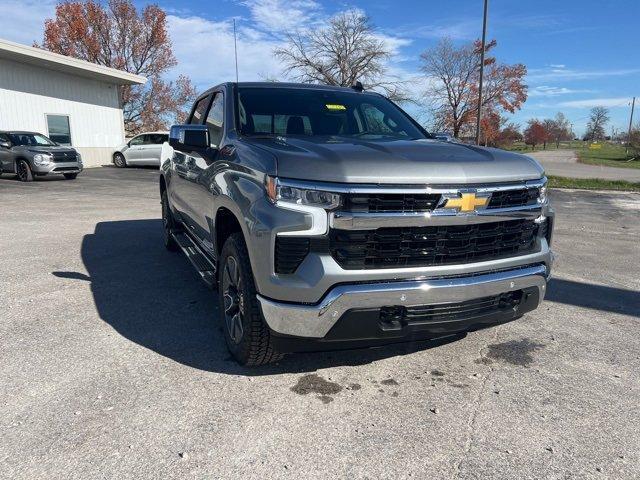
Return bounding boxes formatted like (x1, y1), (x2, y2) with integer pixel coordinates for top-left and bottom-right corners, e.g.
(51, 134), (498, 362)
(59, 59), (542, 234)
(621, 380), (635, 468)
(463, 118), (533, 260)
(475, 0), (489, 146)
(626, 96), (635, 155)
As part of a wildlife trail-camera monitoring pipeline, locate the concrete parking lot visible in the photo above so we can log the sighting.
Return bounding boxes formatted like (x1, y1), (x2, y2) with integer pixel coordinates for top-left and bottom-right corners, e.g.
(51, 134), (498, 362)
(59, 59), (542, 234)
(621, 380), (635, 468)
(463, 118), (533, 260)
(1, 168), (639, 479)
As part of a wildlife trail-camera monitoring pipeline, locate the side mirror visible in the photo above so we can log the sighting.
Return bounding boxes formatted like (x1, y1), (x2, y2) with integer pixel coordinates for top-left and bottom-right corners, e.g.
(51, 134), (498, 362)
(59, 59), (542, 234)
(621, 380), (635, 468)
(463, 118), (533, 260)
(169, 124), (209, 151)
(0, 140), (11, 149)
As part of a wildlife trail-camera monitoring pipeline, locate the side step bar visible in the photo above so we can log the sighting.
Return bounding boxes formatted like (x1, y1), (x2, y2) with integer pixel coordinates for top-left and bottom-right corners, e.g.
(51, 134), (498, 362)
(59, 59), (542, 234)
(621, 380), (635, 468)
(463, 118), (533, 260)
(172, 230), (217, 288)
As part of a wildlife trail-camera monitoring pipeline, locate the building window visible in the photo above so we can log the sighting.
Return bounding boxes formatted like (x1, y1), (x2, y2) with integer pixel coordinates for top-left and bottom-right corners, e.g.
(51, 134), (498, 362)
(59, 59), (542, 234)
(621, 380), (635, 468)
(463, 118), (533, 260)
(46, 115), (72, 145)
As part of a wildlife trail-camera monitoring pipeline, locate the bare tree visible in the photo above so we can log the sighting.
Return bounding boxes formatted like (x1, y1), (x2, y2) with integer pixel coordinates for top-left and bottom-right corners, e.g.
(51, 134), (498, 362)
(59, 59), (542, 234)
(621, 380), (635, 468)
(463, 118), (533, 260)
(585, 106), (610, 141)
(545, 112), (573, 148)
(274, 11), (407, 101)
(419, 37), (527, 138)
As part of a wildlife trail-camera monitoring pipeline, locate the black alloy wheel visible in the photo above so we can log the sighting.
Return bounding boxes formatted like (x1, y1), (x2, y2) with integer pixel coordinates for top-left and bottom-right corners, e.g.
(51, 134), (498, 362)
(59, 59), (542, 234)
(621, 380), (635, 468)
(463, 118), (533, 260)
(17, 160), (33, 182)
(222, 256), (244, 345)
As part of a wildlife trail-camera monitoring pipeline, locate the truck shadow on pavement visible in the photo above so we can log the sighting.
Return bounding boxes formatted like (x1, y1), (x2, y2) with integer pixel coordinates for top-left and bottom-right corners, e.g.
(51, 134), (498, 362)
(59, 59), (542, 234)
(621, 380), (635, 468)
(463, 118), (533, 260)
(58, 219), (466, 375)
(546, 278), (640, 318)
(55, 219), (639, 375)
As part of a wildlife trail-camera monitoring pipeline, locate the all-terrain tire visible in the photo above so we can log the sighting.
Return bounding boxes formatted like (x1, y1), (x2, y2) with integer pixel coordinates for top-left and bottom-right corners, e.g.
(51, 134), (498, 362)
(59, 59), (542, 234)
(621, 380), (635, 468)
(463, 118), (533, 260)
(219, 232), (284, 366)
(161, 190), (179, 252)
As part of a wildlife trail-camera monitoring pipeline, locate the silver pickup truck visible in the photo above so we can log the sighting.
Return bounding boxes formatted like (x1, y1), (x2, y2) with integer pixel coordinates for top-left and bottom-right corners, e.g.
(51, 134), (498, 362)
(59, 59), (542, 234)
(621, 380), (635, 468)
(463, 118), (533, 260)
(160, 82), (554, 366)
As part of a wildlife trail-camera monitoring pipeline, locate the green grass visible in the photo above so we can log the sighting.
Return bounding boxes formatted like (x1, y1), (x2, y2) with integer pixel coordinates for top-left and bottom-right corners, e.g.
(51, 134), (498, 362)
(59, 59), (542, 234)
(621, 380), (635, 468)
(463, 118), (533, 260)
(576, 142), (640, 169)
(548, 175), (640, 192)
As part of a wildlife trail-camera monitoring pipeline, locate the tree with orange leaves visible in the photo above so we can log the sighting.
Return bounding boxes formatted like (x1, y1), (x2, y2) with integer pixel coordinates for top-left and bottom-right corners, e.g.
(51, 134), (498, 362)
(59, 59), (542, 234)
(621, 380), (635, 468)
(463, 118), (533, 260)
(37, 0), (195, 135)
(420, 38), (527, 139)
(524, 119), (549, 150)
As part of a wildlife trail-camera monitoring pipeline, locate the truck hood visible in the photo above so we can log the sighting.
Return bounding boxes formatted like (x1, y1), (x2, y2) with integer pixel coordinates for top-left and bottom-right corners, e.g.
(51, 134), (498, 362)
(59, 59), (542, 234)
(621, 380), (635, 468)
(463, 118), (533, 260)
(247, 137), (544, 184)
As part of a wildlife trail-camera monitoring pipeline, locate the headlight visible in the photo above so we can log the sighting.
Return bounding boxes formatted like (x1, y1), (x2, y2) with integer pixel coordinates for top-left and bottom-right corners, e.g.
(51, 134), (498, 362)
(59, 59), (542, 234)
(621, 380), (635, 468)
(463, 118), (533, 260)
(266, 177), (341, 210)
(76, 152), (83, 165)
(538, 179), (548, 204)
(33, 154), (53, 166)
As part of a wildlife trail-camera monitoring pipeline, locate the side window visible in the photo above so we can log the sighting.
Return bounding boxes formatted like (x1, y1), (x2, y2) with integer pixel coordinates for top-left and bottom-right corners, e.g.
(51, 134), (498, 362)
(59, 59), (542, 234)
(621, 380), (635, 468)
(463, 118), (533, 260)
(130, 135), (146, 146)
(46, 114), (72, 145)
(205, 93), (224, 148)
(149, 133), (166, 144)
(190, 96), (211, 125)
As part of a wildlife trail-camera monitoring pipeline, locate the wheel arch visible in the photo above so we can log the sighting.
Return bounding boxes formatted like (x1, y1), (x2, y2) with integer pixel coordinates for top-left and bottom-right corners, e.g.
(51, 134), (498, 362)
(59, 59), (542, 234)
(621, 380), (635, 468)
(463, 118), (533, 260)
(215, 206), (244, 255)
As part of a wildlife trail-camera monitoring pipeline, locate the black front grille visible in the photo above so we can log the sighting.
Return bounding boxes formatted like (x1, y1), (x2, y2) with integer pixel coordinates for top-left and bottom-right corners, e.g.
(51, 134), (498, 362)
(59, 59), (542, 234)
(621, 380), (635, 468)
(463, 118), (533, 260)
(275, 237), (310, 274)
(343, 193), (441, 213)
(487, 188), (539, 209)
(51, 152), (78, 163)
(330, 219), (539, 270)
(380, 291), (522, 325)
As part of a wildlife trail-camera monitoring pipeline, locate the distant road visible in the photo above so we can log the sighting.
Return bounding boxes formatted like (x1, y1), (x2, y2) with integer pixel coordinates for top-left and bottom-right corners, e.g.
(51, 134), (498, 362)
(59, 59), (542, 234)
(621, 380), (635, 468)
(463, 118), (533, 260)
(528, 149), (640, 182)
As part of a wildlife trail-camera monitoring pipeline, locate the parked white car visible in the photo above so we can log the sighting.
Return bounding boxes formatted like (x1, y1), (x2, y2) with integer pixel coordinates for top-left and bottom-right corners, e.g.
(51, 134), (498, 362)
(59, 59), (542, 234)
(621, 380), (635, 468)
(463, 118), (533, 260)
(112, 131), (169, 167)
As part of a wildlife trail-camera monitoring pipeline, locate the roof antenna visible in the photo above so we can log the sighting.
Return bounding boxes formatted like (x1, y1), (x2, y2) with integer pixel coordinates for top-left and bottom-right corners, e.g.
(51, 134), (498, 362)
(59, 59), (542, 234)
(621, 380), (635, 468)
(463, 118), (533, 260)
(351, 81), (364, 92)
(233, 18), (239, 84)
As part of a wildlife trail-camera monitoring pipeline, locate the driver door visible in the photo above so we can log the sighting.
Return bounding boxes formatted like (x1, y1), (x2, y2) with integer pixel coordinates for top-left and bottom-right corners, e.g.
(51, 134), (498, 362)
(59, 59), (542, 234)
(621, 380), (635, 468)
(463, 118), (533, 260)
(124, 135), (147, 163)
(180, 92), (225, 249)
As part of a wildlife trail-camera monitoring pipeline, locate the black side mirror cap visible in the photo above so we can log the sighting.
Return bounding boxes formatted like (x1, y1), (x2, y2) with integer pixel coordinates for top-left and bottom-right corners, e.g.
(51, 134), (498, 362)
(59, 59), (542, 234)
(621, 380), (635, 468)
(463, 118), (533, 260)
(169, 125), (209, 151)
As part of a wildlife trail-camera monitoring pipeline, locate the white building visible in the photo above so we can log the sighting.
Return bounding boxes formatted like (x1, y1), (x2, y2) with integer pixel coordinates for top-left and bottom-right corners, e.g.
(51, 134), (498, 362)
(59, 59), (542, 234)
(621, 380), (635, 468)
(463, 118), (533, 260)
(0, 38), (145, 167)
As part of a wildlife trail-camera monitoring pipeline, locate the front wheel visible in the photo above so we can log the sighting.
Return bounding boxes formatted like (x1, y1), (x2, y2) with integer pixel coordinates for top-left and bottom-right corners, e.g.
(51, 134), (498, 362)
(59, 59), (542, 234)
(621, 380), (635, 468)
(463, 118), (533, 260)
(219, 233), (283, 366)
(17, 160), (33, 182)
(113, 153), (127, 168)
(63, 173), (78, 180)
(161, 190), (179, 252)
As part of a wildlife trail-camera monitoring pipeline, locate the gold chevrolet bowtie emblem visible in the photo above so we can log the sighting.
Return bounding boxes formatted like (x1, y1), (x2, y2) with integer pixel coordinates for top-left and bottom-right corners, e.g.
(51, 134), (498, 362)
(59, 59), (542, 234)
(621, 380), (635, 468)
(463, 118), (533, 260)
(444, 193), (490, 212)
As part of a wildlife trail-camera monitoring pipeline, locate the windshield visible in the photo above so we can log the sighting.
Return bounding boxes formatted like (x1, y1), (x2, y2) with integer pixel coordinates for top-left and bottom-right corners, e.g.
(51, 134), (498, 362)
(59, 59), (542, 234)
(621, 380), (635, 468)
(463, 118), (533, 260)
(238, 87), (427, 140)
(9, 133), (57, 147)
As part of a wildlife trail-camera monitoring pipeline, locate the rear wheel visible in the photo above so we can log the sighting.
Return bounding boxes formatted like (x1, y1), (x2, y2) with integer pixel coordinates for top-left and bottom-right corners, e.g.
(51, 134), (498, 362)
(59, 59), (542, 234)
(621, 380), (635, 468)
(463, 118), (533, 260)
(219, 232), (283, 366)
(63, 173), (78, 180)
(161, 190), (179, 251)
(17, 160), (33, 182)
(113, 153), (127, 168)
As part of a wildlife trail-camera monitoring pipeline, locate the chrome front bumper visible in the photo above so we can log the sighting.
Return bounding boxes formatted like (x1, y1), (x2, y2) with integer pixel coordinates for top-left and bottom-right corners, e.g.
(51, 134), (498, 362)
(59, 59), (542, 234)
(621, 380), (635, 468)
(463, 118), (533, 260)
(257, 264), (548, 338)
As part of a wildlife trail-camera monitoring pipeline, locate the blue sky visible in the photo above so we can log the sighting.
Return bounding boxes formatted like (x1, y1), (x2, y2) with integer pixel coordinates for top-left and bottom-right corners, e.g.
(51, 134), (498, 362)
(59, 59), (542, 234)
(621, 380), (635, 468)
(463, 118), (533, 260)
(1, 0), (638, 135)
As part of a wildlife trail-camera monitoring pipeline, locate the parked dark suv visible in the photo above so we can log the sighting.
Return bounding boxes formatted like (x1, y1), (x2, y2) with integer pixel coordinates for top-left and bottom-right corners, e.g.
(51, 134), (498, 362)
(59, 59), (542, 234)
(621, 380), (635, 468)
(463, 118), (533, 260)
(0, 131), (83, 181)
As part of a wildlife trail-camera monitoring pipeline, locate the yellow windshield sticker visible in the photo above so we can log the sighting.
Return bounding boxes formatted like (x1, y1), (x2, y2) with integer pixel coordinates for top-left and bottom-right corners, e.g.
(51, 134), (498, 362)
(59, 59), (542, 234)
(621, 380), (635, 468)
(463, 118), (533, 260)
(325, 104), (346, 111)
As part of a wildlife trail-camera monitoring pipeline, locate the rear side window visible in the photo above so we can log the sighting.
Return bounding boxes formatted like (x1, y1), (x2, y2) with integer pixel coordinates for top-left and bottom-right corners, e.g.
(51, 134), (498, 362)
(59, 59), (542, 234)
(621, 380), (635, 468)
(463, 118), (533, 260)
(205, 93), (224, 147)
(148, 133), (167, 144)
(190, 96), (211, 124)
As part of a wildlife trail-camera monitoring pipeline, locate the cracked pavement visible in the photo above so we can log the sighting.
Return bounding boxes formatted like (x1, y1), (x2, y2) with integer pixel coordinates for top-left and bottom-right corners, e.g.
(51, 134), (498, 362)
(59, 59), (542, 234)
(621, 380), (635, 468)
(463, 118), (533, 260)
(1, 168), (639, 479)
